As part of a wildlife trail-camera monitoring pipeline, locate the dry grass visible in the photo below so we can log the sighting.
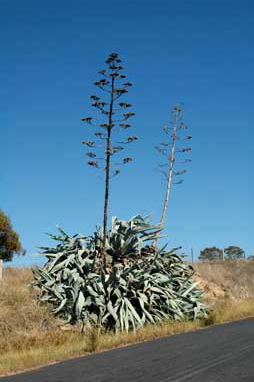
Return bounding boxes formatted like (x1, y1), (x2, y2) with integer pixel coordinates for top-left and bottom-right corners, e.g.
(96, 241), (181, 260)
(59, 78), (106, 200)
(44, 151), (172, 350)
(1, 262), (254, 377)
(194, 259), (254, 301)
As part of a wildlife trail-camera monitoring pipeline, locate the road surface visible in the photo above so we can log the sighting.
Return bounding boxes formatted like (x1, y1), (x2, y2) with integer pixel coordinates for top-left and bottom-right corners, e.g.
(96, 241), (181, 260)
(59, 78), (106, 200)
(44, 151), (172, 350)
(1, 318), (254, 381)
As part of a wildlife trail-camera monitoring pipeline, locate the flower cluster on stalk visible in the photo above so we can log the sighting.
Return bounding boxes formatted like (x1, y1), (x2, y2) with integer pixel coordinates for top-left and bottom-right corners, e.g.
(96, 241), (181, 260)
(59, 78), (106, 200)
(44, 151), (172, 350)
(81, 53), (138, 178)
(155, 104), (192, 186)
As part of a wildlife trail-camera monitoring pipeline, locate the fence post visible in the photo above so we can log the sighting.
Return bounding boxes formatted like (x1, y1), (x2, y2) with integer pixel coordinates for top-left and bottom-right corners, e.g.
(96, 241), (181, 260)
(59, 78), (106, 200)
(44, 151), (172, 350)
(191, 247), (194, 263)
(0, 259), (2, 280)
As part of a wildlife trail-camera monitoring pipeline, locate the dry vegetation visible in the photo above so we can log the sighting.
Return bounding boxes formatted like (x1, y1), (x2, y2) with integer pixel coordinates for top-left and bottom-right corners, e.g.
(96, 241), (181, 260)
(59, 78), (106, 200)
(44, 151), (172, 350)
(194, 259), (254, 301)
(1, 261), (254, 377)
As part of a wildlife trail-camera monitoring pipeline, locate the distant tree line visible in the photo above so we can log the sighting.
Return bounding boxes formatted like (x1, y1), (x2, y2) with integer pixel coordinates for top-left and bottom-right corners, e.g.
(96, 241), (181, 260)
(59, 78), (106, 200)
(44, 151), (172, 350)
(198, 245), (254, 261)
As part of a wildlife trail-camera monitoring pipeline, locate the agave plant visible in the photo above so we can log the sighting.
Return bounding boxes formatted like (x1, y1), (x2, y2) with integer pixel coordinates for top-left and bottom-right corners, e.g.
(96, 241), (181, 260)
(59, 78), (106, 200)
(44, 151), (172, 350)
(32, 216), (207, 332)
(106, 215), (163, 263)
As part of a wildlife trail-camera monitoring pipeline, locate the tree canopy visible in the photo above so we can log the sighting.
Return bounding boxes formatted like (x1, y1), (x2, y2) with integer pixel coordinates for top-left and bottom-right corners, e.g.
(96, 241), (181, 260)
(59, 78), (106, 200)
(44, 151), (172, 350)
(199, 246), (223, 261)
(224, 246), (245, 260)
(0, 210), (25, 262)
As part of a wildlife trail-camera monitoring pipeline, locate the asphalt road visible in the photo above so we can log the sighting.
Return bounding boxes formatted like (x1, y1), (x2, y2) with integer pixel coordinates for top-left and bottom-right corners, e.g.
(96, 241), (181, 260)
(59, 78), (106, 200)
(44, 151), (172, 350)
(1, 318), (254, 382)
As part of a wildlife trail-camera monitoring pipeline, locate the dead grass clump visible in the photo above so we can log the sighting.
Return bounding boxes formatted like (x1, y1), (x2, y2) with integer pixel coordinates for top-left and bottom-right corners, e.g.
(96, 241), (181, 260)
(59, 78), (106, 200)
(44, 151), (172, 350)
(200, 300), (254, 327)
(86, 327), (101, 352)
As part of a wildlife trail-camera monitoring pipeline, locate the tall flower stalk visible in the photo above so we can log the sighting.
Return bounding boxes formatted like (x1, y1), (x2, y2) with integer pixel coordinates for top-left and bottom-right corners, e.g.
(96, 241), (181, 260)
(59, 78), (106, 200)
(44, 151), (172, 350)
(82, 53), (138, 268)
(155, 104), (192, 240)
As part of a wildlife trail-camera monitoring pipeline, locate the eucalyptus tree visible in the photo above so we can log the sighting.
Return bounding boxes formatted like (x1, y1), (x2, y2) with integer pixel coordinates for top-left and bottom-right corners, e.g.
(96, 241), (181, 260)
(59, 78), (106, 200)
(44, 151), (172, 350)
(155, 104), (192, 233)
(0, 210), (25, 279)
(199, 247), (223, 261)
(224, 246), (245, 260)
(81, 53), (138, 268)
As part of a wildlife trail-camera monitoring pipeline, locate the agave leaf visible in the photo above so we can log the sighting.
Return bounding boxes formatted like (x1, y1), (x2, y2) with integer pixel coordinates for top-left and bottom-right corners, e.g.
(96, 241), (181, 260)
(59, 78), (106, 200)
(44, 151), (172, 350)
(128, 307), (136, 331)
(46, 253), (66, 273)
(83, 296), (92, 307)
(143, 308), (155, 323)
(124, 304), (129, 332)
(137, 291), (148, 304)
(124, 298), (142, 326)
(95, 296), (105, 307)
(181, 281), (199, 297)
(150, 286), (165, 294)
(52, 298), (67, 314)
(86, 285), (99, 297)
(56, 225), (70, 239)
(107, 301), (118, 322)
(101, 312), (110, 324)
(119, 301), (125, 331)
(76, 291), (85, 316)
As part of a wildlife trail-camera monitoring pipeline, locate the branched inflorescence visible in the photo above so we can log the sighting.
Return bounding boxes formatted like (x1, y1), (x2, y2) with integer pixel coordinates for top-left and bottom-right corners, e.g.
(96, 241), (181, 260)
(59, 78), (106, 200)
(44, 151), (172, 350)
(156, 104), (192, 229)
(81, 53), (138, 268)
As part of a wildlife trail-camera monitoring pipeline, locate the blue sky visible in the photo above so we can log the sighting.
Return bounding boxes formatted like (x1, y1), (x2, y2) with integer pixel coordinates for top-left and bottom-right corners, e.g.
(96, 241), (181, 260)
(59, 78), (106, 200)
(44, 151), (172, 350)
(1, 0), (253, 266)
